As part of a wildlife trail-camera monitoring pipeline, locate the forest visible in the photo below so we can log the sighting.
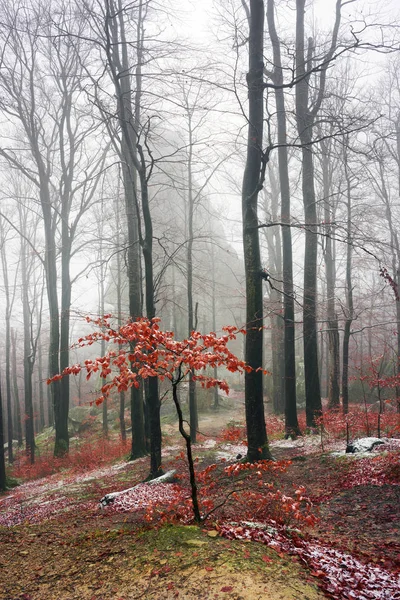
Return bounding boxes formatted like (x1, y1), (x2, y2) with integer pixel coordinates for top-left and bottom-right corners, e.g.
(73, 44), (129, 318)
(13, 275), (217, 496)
(0, 0), (400, 598)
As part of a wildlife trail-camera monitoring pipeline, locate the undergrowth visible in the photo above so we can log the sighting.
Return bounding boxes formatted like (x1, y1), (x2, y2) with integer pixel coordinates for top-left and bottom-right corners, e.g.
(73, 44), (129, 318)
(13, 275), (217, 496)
(10, 435), (129, 481)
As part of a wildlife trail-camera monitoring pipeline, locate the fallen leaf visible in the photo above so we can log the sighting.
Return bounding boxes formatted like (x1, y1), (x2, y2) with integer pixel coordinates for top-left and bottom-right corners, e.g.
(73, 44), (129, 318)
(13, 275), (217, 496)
(207, 530), (219, 538)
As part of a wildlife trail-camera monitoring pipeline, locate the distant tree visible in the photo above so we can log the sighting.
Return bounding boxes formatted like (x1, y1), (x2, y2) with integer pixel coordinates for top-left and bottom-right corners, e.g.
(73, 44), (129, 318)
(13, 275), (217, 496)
(0, 378), (6, 491)
(0, 1), (108, 457)
(0, 216), (18, 462)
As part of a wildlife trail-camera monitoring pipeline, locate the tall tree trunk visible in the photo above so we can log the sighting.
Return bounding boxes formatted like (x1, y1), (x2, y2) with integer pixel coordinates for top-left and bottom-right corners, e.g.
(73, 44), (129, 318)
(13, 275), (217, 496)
(320, 141), (340, 409)
(342, 141), (353, 414)
(211, 244), (219, 410)
(187, 114), (198, 442)
(113, 0), (146, 458)
(11, 329), (23, 447)
(115, 186), (127, 442)
(37, 338), (46, 431)
(266, 0), (300, 435)
(242, 0), (272, 461)
(21, 241), (35, 464)
(295, 1), (320, 427)
(0, 226), (14, 462)
(295, 0), (341, 427)
(139, 162), (162, 476)
(0, 379), (6, 491)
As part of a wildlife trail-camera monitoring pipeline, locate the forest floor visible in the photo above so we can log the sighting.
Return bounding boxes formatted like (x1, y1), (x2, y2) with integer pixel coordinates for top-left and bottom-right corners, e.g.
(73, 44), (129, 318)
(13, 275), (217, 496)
(0, 398), (399, 600)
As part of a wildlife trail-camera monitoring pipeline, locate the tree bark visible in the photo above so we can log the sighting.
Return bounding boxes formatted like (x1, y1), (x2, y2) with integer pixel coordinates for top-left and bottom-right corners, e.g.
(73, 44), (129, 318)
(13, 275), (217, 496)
(266, 0), (300, 436)
(0, 379), (6, 491)
(342, 140), (353, 414)
(295, 1), (319, 427)
(0, 222), (14, 462)
(11, 329), (23, 447)
(21, 237), (35, 464)
(113, 0), (146, 458)
(242, 0), (272, 461)
(320, 140), (340, 410)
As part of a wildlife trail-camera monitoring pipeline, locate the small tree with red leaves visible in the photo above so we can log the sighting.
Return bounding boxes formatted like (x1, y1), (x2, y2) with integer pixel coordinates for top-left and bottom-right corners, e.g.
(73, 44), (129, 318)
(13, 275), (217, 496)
(49, 315), (252, 522)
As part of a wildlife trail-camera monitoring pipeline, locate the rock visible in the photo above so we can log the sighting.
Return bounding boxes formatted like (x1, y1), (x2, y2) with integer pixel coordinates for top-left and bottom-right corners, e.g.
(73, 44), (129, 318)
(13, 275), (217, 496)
(3, 440), (19, 451)
(346, 437), (385, 454)
(68, 405), (93, 434)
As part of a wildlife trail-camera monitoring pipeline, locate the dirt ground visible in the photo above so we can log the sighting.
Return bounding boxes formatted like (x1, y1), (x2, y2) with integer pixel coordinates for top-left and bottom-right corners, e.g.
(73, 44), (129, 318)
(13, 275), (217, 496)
(0, 400), (399, 599)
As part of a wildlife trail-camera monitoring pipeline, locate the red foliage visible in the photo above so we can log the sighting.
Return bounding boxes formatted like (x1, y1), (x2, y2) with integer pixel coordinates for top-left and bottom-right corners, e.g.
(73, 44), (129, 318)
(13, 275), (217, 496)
(11, 436), (129, 481)
(219, 424), (246, 444)
(49, 316), (251, 403)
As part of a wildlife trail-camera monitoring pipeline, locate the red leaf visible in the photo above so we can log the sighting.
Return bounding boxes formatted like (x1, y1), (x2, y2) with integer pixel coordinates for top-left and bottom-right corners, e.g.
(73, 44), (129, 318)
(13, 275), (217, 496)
(221, 586), (233, 592)
(261, 555), (273, 563)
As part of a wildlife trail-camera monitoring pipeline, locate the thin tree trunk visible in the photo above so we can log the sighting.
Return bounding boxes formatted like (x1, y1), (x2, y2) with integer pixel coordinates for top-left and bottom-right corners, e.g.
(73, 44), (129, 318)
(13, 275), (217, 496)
(211, 245), (219, 410)
(342, 141), (353, 415)
(115, 187), (127, 442)
(0, 379), (6, 491)
(11, 329), (23, 447)
(21, 241), (35, 464)
(187, 113), (198, 442)
(320, 142), (340, 409)
(0, 228), (14, 462)
(37, 339), (46, 431)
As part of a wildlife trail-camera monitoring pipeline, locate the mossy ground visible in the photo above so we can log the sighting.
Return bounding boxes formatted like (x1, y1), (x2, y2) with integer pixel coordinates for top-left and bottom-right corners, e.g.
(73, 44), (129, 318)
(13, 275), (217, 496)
(0, 521), (324, 599)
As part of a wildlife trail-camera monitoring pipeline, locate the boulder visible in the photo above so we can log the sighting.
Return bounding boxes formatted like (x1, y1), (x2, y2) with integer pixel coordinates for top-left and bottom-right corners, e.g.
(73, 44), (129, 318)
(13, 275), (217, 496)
(68, 405), (93, 434)
(3, 440), (19, 451)
(346, 437), (385, 454)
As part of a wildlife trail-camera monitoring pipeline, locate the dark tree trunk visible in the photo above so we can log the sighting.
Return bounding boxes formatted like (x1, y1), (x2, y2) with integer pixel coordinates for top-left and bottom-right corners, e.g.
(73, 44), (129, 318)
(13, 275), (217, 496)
(0, 236), (14, 462)
(0, 381), (6, 491)
(295, 1), (321, 428)
(320, 141), (340, 410)
(37, 340), (46, 431)
(266, 0), (300, 435)
(242, 0), (272, 462)
(58, 237), (71, 455)
(139, 164), (162, 477)
(211, 246), (219, 410)
(11, 329), (23, 447)
(342, 141), (353, 414)
(172, 381), (201, 523)
(187, 125), (198, 442)
(295, 0), (341, 427)
(115, 190), (127, 442)
(39, 178), (62, 454)
(264, 168), (285, 415)
(21, 251), (35, 464)
(112, 0), (146, 458)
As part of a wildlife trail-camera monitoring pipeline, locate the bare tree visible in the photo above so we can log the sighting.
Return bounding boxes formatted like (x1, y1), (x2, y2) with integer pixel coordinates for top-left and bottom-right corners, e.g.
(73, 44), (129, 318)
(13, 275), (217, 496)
(0, 216), (19, 462)
(0, 1), (109, 456)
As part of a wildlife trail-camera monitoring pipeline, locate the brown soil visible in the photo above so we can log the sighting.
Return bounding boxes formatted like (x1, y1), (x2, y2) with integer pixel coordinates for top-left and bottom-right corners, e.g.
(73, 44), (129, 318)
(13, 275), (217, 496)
(0, 520), (324, 599)
(1, 401), (399, 599)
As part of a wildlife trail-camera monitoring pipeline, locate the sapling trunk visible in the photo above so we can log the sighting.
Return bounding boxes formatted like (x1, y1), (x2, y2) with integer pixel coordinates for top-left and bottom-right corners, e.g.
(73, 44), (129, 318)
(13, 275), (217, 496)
(172, 381), (201, 523)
